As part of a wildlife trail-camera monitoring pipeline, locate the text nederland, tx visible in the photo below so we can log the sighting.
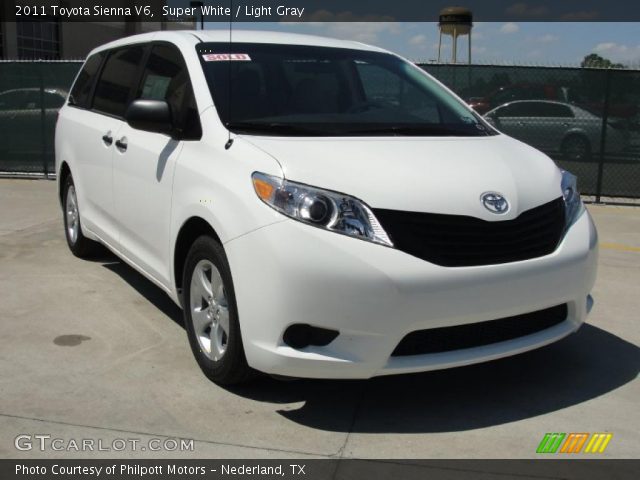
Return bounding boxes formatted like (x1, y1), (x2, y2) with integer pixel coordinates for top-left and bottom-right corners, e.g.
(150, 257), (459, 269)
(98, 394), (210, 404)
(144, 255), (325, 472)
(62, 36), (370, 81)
(15, 463), (304, 476)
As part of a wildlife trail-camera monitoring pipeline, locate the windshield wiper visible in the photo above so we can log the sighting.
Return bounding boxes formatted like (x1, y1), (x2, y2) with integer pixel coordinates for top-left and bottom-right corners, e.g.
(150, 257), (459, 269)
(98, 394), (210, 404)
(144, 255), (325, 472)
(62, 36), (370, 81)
(343, 125), (489, 136)
(226, 122), (327, 136)
(226, 122), (491, 137)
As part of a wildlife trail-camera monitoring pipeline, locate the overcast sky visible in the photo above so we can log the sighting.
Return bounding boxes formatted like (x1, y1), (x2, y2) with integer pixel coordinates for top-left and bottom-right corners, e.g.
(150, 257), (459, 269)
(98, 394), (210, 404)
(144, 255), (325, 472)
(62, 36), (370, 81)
(204, 22), (640, 66)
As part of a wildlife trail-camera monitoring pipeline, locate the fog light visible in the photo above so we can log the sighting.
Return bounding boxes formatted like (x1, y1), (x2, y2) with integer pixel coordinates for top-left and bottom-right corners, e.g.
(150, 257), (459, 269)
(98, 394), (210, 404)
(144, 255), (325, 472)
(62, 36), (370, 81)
(283, 324), (339, 349)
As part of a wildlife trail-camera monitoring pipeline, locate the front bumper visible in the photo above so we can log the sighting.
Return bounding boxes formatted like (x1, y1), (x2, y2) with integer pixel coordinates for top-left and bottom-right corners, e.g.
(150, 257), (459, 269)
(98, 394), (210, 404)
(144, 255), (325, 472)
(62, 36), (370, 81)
(225, 209), (598, 379)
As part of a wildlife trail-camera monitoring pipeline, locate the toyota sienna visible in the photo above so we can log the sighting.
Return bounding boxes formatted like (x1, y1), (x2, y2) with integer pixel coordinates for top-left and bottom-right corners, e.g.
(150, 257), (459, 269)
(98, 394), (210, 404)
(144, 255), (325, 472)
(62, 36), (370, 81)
(55, 31), (598, 384)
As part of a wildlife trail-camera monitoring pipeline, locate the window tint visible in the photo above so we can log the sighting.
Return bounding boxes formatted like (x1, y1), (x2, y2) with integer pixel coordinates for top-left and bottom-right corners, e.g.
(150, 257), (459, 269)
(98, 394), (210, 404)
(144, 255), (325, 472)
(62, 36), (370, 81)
(93, 46), (144, 117)
(198, 43), (490, 137)
(22, 91), (41, 109)
(495, 102), (574, 118)
(357, 62), (400, 103)
(536, 103), (573, 117)
(0, 91), (26, 110)
(495, 103), (533, 117)
(356, 62), (440, 123)
(280, 59), (344, 115)
(69, 52), (103, 108)
(136, 44), (201, 139)
(44, 91), (65, 109)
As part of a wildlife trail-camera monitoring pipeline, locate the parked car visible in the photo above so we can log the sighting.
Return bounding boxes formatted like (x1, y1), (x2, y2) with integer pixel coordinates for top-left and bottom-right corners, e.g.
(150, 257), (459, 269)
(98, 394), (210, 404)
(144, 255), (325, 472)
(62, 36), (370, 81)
(0, 87), (67, 171)
(55, 31), (597, 384)
(469, 83), (571, 115)
(469, 83), (637, 119)
(484, 100), (630, 160)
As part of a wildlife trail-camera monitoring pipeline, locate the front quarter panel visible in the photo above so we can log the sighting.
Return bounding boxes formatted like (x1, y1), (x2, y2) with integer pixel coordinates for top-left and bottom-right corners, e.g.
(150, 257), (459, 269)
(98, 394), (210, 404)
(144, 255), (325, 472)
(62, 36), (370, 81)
(169, 108), (285, 298)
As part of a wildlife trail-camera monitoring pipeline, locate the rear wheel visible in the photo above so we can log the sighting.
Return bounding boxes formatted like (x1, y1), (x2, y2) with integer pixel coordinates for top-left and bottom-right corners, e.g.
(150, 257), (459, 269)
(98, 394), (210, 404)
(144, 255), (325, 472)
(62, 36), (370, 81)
(562, 135), (591, 161)
(182, 236), (253, 385)
(62, 175), (101, 258)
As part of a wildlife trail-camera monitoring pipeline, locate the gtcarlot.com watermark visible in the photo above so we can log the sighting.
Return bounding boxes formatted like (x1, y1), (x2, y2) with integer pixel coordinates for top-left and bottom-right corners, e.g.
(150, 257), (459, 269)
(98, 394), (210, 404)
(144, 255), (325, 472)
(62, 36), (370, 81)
(15, 434), (194, 453)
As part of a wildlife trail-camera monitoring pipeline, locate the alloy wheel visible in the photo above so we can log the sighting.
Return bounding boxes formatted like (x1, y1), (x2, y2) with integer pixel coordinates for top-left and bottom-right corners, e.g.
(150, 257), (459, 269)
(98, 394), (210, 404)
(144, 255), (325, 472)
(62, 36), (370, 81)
(65, 185), (79, 245)
(189, 259), (230, 361)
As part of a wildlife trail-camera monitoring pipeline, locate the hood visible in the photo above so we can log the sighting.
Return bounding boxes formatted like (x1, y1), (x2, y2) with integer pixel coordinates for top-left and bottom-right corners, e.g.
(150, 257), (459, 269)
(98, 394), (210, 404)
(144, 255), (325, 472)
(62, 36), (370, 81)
(240, 134), (563, 221)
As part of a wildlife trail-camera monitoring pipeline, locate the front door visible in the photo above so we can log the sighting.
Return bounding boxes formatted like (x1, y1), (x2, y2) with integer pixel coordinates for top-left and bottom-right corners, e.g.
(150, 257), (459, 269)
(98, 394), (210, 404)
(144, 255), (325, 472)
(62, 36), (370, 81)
(113, 43), (201, 286)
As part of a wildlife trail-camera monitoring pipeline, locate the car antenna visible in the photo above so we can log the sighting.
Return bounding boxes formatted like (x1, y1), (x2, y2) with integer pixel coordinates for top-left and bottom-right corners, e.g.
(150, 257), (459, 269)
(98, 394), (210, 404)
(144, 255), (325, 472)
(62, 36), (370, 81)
(224, 0), (234, 150)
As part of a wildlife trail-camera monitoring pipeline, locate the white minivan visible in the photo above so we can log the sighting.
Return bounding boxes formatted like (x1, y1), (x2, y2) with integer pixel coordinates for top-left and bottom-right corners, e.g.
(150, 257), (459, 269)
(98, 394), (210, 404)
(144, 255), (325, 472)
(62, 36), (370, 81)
(56, 30), (598, 384)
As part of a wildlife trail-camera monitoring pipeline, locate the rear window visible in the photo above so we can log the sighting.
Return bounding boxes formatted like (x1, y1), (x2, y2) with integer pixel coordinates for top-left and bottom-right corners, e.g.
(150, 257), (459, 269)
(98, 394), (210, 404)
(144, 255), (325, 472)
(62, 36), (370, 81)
(69, 52), (103, 109)
(93, 46), (144, 117)
(495, 102), (573, 118)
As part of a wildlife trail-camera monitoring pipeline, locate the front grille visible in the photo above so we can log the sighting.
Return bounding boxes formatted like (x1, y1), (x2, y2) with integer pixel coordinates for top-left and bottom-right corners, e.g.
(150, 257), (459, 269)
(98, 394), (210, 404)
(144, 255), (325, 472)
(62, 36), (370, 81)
(392, 304), (568, 356)
(373, 197), (565, 267)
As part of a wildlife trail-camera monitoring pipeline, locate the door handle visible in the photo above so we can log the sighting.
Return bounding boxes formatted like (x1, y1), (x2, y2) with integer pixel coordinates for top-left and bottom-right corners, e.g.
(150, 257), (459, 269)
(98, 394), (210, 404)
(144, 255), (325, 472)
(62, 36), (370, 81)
(115, 138), (128, 151)
(102, 133), (113, 146)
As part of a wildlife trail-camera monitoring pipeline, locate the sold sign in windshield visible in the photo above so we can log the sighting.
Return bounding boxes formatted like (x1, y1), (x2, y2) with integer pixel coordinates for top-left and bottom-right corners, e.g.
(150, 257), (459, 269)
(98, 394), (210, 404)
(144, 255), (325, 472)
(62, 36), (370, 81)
(202, 53), (251, 62)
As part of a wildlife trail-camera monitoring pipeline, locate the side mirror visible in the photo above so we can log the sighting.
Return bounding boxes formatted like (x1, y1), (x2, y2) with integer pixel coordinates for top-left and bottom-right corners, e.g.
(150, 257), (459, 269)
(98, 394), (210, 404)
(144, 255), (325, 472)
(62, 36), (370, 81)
(125, 99), (173, 136)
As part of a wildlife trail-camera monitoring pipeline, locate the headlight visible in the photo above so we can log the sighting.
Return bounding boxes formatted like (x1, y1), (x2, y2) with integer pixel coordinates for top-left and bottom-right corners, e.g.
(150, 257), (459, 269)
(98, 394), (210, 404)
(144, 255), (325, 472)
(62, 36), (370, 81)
(252, 172), (393, 247)
(561, 170), (584, 227)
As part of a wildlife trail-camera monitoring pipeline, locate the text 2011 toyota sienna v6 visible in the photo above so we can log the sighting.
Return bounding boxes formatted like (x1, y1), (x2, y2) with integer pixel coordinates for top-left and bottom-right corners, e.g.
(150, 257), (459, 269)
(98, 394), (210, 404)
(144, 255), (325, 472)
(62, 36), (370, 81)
(55, 31), (598, 384)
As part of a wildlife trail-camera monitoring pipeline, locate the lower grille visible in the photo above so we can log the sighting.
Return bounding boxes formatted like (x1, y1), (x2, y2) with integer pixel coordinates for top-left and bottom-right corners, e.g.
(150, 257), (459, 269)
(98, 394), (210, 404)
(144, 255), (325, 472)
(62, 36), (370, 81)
(373, 197), (566, 267)
(391, 304), (568, 356)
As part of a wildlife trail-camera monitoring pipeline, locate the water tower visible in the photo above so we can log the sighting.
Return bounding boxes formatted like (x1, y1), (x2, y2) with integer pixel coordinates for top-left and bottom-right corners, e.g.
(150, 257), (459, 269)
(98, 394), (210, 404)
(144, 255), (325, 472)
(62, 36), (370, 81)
(438, 7), (473, 64)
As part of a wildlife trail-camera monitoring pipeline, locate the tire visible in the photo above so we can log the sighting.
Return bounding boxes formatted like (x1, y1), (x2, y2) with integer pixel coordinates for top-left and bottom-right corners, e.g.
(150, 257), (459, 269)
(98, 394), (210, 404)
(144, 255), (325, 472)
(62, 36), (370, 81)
(62, 174), (101, 258)
(561, 135), (591, 162)
(182, 235), (253, 385)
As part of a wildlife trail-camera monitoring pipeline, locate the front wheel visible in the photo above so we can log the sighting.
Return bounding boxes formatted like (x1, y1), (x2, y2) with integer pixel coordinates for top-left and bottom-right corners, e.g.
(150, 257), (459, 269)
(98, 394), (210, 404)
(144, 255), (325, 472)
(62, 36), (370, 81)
(62, 174), (101, 258)
(182, 236), (253, 385)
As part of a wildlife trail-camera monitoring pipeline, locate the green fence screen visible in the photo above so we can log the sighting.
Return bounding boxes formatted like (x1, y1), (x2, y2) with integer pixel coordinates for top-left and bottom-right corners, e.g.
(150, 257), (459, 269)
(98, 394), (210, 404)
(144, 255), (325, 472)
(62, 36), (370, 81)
(0, 61), (81, 175)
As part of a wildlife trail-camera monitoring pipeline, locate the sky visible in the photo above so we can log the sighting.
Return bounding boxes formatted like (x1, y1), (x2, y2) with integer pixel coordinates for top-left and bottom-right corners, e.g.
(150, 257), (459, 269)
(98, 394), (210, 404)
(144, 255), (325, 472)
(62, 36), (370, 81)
(203, 22), (640, 66)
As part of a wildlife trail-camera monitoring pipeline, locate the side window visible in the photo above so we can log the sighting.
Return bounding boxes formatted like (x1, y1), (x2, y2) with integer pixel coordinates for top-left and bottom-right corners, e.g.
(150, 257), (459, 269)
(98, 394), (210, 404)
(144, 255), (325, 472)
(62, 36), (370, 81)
(93, 46), (144, 117)
(540, 103), (574, 118)
(69, 52), (103, 109)
(44, 91), (65, 109)
(0, 91), (26, 110)
(22, 91), (40, 109)
(495, 103), (532, 118)
(136, 44), (201, 139)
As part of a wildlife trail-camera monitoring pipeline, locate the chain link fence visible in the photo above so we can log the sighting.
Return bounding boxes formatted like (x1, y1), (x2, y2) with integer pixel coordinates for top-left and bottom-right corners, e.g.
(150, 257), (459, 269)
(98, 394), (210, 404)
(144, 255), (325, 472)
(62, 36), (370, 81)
(0, 60), (639, 201)
(0, 60), (80, 176)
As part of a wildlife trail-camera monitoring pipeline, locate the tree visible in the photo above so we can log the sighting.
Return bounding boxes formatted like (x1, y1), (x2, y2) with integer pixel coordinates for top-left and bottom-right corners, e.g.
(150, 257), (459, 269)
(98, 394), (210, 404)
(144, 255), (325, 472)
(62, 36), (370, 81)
(581, 53), (625, 69)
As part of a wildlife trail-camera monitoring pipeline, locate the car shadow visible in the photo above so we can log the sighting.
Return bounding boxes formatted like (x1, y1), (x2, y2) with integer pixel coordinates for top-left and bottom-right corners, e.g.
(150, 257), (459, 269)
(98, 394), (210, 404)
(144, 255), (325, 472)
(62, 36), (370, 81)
(101, 256), (184, 328)
(101, 257), (639, 434)
(235, 325), (639, 433)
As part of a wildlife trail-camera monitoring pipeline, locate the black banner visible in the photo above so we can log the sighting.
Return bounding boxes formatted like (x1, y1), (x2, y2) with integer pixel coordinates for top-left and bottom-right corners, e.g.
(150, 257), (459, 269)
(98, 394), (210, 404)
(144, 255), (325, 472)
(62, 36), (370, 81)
(3, 0), (640, 22)
(2, 460), (640, 480)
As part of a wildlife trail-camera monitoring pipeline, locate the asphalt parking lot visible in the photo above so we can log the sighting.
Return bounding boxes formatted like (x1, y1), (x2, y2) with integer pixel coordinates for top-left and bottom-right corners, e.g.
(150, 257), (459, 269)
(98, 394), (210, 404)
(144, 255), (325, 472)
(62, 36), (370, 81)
(0, 179), (638, 460)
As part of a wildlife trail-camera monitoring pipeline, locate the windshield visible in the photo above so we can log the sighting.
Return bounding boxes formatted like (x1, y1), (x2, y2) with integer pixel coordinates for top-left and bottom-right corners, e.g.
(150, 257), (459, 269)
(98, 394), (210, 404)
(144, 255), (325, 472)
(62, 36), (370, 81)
(197, 43), (493, 137)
